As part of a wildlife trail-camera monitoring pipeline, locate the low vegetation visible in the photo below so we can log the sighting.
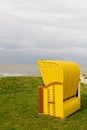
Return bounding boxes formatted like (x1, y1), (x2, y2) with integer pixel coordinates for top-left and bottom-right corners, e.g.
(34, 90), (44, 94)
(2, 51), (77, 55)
(0, 77), (87, 130)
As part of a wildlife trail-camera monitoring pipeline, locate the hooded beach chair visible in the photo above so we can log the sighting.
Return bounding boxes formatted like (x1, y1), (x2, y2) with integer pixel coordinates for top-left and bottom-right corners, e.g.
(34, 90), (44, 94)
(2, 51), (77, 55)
(37, 60), (80, 118)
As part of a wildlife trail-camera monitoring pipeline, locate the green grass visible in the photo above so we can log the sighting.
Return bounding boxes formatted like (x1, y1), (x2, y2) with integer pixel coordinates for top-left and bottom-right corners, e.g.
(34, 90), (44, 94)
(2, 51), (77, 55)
(0, 77), (87, 130)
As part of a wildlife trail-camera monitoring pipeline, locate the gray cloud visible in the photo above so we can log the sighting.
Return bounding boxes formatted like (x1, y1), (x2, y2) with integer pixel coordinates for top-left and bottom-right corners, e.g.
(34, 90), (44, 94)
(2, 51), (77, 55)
(0, 0), (87, 64)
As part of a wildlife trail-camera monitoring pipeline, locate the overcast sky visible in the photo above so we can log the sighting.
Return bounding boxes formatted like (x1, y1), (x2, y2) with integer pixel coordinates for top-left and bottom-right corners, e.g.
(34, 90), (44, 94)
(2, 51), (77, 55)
(0, 0), (87, 64)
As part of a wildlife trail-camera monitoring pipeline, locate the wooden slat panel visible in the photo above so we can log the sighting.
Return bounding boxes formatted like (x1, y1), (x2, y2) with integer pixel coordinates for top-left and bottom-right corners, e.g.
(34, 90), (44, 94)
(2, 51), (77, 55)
(38, 86), (43, 114)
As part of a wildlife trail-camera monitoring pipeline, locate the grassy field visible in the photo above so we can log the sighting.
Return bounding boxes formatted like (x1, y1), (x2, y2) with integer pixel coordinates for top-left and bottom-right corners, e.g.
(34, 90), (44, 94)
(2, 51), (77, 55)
(0, 77), (87, 130)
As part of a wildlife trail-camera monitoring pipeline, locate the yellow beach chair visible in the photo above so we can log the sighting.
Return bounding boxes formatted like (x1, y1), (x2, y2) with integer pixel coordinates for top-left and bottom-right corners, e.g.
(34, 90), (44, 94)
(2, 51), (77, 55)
(37, 60), (80, 118)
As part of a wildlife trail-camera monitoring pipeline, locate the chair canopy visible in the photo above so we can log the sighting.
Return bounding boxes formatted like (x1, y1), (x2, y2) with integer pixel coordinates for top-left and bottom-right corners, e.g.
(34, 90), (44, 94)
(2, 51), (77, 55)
(37, 60), (80, 100)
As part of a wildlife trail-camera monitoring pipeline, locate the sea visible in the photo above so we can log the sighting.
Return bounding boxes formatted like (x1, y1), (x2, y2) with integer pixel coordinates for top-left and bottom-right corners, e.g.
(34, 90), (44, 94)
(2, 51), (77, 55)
(0, 64), (40, 77)
(0, 64), (87, 77)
